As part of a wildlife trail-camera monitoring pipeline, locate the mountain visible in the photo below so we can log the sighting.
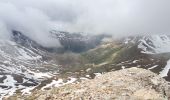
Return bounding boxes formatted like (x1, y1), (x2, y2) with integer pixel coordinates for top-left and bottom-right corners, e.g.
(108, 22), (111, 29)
(0, 31), (53, 99)
(1, 32), (170, 99)
(0, 30), (107, 99)
(50, 30), (110, 52)
(80, 34), (170, 81)
(138, 35), (170, 54)
(123, 34), (170, 79)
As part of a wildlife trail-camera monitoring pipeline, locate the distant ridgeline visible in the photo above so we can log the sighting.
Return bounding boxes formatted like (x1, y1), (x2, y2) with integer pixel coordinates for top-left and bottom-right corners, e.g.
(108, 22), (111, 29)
(11, 30), (109, 53)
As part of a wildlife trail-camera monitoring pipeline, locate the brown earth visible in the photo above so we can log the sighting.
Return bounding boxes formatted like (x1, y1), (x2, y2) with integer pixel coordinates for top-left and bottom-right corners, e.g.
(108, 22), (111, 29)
(6, 67), (170, 100)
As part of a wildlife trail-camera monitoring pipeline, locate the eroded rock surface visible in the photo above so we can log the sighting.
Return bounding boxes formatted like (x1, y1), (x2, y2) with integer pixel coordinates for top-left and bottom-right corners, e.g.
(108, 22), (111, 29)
(6, 67), (170, 100)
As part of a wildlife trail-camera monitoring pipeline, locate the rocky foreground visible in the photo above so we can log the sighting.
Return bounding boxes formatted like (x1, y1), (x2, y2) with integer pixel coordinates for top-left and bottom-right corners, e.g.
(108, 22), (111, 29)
(6, 67), (170, 100)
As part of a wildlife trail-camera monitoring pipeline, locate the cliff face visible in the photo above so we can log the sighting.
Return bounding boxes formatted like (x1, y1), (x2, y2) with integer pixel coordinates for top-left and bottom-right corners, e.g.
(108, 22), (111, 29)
(7, 67), (170, 100)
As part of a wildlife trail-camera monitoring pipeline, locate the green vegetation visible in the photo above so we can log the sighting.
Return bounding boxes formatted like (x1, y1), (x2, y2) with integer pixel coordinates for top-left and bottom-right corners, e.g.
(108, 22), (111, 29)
(56, 43), (125, 78)
(81, 44), (123, 64)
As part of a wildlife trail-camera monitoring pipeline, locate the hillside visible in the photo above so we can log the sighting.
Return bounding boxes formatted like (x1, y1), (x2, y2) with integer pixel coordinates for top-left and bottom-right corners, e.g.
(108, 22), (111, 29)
(1, 32), (170, 99)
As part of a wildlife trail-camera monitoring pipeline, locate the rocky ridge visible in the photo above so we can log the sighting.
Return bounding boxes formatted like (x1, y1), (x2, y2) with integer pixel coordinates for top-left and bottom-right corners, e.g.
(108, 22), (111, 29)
(7, 67), (170, 100)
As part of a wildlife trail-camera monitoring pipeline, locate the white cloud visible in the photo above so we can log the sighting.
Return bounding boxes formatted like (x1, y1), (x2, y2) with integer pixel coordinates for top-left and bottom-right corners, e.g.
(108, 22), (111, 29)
(0, 0), (170, 47)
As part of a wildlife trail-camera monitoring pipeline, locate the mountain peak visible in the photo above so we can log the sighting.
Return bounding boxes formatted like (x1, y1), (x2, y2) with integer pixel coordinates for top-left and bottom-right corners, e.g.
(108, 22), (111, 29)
(138, 34), (170, 54)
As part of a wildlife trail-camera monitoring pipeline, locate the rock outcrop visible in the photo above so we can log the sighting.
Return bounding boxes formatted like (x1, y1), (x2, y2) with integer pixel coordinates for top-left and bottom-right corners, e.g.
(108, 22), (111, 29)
(6, 67), (170, 100)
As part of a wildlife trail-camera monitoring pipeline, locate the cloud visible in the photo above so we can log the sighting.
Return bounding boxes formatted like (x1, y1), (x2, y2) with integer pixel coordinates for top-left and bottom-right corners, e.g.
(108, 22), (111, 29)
(0, 0), (170, 47)
(65, 0), (170, 37)
(0, 1), (62, 47)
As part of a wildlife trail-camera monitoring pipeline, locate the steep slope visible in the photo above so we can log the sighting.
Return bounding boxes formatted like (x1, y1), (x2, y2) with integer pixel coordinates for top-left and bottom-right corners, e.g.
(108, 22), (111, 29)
(0, 30), (107, 99)
(0, 34), (53, 99)
(138, 35), (170, 54)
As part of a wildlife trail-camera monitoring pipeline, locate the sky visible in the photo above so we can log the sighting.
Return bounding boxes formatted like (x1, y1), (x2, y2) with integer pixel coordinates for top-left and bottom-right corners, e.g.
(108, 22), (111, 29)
(0, 0), (170, 47)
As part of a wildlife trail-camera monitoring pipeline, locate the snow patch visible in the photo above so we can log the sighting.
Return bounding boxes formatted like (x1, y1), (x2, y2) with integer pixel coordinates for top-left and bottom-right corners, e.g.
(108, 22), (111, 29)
(94, 73), (102, 77)
(132, 60), (139, 63)
(21, 86), (37, 95)
(41, 78), (77, 90)
(159, 60), (170, 77)
(148, 65), (158, 70)
(0, 75), (17, 99)
(26, 69), (53, 80)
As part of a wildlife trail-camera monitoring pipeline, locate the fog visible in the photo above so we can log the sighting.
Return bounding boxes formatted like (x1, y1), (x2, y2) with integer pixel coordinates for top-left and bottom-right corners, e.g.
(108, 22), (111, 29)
(0, 0), (170, 47)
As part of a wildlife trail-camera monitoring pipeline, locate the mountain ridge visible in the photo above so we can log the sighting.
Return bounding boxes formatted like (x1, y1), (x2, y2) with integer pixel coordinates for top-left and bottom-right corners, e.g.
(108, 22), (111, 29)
(7, 67), (170, 100)
(1, 31), (170, 99)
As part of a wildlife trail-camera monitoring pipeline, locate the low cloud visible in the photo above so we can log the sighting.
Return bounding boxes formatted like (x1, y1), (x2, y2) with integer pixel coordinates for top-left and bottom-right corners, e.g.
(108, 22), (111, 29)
(0, 0), (170, 47)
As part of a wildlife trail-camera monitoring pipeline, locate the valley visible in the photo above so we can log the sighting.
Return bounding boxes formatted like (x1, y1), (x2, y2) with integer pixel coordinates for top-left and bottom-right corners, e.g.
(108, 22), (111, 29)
(0, 31), (170, 99)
